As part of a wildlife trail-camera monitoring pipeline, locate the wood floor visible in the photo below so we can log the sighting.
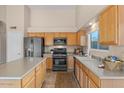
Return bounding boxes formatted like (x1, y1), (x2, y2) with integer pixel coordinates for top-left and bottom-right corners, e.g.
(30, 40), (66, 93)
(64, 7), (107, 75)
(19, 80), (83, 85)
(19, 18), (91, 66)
(42, 71), (79, 88)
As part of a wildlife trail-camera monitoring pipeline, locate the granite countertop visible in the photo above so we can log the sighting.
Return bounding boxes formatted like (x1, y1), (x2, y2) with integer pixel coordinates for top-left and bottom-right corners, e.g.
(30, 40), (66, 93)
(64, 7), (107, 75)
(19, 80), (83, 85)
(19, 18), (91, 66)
(0, 57), (47, 80)
(74, 55), (124, 79)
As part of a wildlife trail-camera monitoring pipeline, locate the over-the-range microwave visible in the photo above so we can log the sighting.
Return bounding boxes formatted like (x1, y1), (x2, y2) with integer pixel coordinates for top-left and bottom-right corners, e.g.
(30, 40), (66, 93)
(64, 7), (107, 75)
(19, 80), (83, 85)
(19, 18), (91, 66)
(54, 38), (67, 45)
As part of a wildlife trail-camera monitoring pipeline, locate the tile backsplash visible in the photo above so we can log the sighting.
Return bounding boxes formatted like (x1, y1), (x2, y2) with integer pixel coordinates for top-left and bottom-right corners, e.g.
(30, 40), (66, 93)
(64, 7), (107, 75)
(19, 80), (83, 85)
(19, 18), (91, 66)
(45, 46), (79, 53)
(90, 46), (124, 60)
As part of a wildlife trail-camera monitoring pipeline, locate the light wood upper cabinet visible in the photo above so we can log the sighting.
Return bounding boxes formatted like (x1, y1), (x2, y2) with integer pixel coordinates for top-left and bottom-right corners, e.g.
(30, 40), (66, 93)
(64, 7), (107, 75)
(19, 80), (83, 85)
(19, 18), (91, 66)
(99, 5), (124, 45)
(54, 32), (60, 37)
(27, 32), (78, 46)
(27, 32), (45, 38)
(45, 32), (54, 46)
(54, 32), (67, 38)
(67, 32), (77, 45)
(77, 31), (86, 46)
(59, 32), (67, 38)
(99, 10), (108, 44)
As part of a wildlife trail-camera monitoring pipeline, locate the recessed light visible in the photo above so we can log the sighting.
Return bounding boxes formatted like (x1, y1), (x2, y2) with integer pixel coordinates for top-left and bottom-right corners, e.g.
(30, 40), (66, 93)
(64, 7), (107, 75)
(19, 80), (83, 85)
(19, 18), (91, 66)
(89, 22), (92, 26)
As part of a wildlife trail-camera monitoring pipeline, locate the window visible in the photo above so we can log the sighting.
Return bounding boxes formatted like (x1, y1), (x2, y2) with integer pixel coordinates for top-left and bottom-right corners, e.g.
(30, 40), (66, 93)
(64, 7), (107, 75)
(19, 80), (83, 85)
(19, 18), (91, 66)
(90, 31), (109, 50)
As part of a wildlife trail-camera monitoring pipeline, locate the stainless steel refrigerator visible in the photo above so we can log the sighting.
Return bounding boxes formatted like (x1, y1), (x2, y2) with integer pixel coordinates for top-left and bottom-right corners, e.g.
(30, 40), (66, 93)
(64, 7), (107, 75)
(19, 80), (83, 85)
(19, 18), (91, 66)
(24, 37), (44, 57)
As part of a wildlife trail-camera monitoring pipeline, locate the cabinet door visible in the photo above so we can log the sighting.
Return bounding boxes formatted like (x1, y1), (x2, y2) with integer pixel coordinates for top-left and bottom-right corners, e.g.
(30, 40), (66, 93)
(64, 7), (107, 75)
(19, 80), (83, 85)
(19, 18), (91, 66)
(83, 71), (88, 88)
(67, 56), (74, 70)
(36, 63), (42, 88)
(45, 32), (54, 46)
(27, 32), (45, 38)
(59, 32), (67, 38)
(42, 60), (46, 82)
(67, 32), (77, 45)
(99, 11), (108, 44)
(24, 77), (35, 88)
(54, 32), (60, 38)
(76, 31), (80, 45)
(79, 67), (84, 88)
(46, 57), (53, 70)
(88, 79), (98, 88)
(75, 62), (78, 80)
(76, 63), (80, 82)
(107, 6), (118, 45)
(99, 6), (118, 45)
(22, 70), (35, 87)
(76, 31), (85, 46)
(27, 32), (36, 37)
(39, 32), (45, 37)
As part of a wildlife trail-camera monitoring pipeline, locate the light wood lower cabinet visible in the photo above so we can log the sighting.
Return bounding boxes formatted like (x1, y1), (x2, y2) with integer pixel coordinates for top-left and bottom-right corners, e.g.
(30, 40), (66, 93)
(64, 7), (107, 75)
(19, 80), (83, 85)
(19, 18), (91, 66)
(0, 60), (46, 88)
(46, 57), (53, 70)
(74, 57), (124, 88)
(41, 60), (46, 82)
(67, 56), (74, 71)
(75, 61), (80, 82)
(22, 69), (35, 88)
(82, 70), (88, 88)
(0, 79), (21, 88)
(24, 77), (35, 88)
(74, 58), (99, 88)
(36, 63), (42, 88)
(88, 78), (98, 88)
(79, 66), (84, 88)
(22, 61), (46, 88)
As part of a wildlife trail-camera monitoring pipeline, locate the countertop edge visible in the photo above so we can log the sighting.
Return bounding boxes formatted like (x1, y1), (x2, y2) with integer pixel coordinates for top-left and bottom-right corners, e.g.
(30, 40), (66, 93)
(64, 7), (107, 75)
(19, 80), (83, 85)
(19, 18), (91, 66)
(74, 55), (124, 80)
(0, 57), (47, 80)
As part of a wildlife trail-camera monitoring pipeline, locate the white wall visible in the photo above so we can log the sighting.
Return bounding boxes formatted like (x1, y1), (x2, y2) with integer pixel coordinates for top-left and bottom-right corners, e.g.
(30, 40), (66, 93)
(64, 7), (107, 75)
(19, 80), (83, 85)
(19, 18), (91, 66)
(0, 5), (6, 22)
(7, 31), (24, 62)
(1, 5), (30, 62)
(6, 5), (25, 62)
(76, 5), (107, 29)
(24, 6), (30, 32)
(28, 5), (77, 32)
(90, 46), (124, 60)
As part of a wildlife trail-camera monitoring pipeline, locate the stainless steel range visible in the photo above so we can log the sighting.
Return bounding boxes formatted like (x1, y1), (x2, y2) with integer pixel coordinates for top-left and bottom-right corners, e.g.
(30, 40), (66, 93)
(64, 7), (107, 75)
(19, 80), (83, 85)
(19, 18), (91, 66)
(52, 48), (67, 71)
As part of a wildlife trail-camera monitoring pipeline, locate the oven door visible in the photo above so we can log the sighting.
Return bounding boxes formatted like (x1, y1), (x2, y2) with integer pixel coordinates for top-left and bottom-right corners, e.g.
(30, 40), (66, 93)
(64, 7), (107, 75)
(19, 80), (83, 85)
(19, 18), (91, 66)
(53, 58), (66, 66)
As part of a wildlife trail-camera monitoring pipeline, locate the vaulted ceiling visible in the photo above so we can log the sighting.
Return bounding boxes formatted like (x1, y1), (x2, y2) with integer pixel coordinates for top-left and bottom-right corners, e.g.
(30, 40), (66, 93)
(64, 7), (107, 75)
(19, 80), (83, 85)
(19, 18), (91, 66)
(28, 5), (107, 30)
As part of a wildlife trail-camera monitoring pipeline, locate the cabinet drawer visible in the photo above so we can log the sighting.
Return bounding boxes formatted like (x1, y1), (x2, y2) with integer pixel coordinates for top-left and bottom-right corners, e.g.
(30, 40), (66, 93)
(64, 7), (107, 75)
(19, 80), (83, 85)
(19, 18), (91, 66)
(22, 70), (35, 87)
(88, 71), (100, 87)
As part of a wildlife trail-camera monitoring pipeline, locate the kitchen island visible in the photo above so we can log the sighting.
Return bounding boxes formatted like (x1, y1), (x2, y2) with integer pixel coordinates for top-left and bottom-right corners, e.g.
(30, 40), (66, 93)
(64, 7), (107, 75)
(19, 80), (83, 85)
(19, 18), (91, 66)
(74, 55), (124, 88)
(0, 57), (47, 88)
